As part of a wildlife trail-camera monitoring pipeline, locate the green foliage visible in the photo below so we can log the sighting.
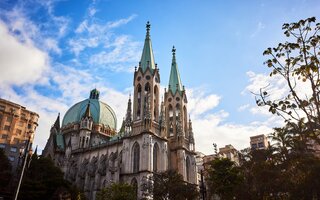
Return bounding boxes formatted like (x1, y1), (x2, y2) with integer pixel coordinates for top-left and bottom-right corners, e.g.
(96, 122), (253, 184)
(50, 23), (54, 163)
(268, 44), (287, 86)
(96, 182), (136, 200)
(0, 149), (12, 190)
(150, 170), (198, 200)
(206, 158), (243, 200)
(19, 156), (83, 200)
(257, 17), (320, 144)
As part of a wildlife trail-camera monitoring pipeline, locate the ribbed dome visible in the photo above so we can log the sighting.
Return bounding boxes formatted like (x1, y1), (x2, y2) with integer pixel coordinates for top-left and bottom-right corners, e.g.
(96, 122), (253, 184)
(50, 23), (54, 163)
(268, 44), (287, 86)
(62, 94), (117, 130)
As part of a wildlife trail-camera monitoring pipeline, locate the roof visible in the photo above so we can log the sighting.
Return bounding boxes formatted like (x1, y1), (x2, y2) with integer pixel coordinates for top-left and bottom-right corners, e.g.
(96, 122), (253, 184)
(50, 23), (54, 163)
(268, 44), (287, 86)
(62, 98), (117, 130)
(140, 21), (156, 73)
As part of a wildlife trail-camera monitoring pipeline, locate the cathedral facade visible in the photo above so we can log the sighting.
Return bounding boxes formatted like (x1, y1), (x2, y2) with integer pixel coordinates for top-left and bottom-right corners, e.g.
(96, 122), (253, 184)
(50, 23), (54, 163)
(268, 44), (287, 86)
(43, 22), (197, 200)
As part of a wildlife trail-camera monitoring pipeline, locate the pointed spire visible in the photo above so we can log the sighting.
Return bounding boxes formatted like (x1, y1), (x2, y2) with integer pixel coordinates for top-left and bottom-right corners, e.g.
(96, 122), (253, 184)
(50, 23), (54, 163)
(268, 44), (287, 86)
(53, 113), (60, 132)
(140, 21), (156, 73)
(84, 102), (91, 118)
(189, 118), (194, 143)
(159, 101), (166, 129)
(168, 46), (183, 94)
(125, 94), (132, 125)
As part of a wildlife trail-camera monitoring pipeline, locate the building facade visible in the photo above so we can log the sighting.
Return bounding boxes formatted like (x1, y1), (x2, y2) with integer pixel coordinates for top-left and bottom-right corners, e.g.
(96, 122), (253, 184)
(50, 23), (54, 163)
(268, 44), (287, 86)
(0, 98), (39, 171)
(43, 22), (197, 200)
(250, 134), (269, 150)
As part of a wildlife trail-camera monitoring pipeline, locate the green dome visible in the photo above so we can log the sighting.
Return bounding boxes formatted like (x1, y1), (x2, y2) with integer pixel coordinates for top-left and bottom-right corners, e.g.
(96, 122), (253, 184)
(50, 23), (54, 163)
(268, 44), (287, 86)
(62, 98), (117, 130)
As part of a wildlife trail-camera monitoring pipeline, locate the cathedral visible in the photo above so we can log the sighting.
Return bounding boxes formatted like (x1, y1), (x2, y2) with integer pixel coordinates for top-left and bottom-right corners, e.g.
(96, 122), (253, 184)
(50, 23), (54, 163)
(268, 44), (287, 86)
(43, 22), (197, 200)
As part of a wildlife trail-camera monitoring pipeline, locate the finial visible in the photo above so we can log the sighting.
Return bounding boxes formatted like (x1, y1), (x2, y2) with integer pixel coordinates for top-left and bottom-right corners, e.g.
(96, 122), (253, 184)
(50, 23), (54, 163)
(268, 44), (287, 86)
(146, 21), (151, 36)
(135, 66), (137, 71)
(172, 46), (176, 54)
(129, 93), (131, 100)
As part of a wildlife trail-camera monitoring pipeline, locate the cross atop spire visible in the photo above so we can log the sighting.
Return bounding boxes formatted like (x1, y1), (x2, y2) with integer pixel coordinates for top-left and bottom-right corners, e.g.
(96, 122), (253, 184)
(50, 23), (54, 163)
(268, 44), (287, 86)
(139, 21), (155, 73)
(146, 21), (151, 38)
(168, 46), (183, 94)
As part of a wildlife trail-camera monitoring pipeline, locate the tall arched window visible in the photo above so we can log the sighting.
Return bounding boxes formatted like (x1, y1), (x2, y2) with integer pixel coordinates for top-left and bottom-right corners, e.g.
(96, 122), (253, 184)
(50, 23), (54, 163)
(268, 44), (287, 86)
(137, 84), (142, 120)
(175, 103), (180, 117)
(131, 178), (138, 197)
(132, 142), (140, 173)
(153, 143), (159, 172)
(154, 86), (159, 121)
(168, 105), (173, 136)
(186, 156), (191, 182)
(183, 106), (188, 137)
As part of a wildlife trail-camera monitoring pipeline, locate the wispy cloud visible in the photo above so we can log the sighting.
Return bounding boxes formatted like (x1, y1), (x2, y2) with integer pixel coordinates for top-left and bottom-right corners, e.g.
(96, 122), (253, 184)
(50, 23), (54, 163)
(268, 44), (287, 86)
(251, 22), (265, 38)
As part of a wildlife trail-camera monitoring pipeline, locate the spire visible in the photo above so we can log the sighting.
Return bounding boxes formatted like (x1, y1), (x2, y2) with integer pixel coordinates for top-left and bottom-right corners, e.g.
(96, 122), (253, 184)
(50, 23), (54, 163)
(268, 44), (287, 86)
(189, 118), (194, 143)
(168, 46), (183, 94)
(159, 101), (166, 129)
(84, 102), (91, 118)
(90, 88), (100, 99)
(125, 95), (132, 125)
(53, 113), (60, 132)
(140, 21), (156, 73)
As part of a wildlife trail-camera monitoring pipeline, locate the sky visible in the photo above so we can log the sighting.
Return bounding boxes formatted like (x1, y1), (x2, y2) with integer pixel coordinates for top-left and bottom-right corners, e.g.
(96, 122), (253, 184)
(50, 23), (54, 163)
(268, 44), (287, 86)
(0, 0), (319, 155)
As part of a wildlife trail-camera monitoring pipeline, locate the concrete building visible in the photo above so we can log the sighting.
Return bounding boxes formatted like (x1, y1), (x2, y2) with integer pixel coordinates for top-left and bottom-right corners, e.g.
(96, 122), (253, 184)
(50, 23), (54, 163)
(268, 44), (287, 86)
(250, 134), (269, 150)
(43, 22), (197, 200)
(0, 98), (39, 171)
(218, 144), (239, 165)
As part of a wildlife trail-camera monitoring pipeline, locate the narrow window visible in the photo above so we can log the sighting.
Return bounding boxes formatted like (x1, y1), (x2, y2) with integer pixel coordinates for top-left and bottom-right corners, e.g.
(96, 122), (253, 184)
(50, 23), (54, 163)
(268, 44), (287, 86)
(133, 142), (140, 173)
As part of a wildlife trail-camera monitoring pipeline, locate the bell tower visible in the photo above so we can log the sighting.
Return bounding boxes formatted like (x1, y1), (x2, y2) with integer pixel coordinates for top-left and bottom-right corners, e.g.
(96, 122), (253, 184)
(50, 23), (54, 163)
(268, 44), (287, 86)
(164, 46), (196, 183)
(132, 22), (161, 136)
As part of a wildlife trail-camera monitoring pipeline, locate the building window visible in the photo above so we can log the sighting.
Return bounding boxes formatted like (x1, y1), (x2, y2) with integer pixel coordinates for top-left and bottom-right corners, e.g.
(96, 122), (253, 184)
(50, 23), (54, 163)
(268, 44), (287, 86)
(2, 134), (8, 139)
(0, 144), (5, 148)
(251, 143), (257, 149)
(4, 125), (10, 131)
(132, 142), (140, 173)
(258, 142), (264, 148)
(0, 105), (5, 111)
(13, 138), (19, 144)
(131, 178), (138, 197)
(17, 121), (23, 127)
(153, 143), (159, 172)
(186, 156), (191, 182)
(16, 129), (22, 135)
(28, 124), (32, 129)
(10, 147), (17, 152)
(8, 156), (15, 162)
(6, 116), (13, 122)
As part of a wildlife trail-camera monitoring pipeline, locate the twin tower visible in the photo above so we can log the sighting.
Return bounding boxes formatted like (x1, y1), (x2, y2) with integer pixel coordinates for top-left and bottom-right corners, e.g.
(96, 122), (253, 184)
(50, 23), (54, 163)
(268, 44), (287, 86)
(122, 22), (196, 182)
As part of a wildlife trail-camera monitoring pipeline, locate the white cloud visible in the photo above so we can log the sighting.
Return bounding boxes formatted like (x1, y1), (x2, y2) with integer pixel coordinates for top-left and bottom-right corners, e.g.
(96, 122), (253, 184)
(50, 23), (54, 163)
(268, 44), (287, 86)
(0, 20), (49, 85)
(238, 104), (250, 111)
(251, 22), (265, 38)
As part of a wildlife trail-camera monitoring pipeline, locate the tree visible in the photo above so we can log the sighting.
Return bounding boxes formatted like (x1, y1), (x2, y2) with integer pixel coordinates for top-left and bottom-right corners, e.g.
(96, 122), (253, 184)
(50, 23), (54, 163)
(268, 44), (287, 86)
(143, 170), (198, 200)
(206, 158), (243, 200)
(96, 182), (136, 200)
(18, 155), (83, 200)
(0, 149), (12, 196)
(256, 17), (320, 143)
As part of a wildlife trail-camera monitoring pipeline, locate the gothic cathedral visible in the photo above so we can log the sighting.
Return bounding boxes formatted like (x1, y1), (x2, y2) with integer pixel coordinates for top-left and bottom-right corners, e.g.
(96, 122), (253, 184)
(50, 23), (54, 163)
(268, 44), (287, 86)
(43, 22), (197, 200)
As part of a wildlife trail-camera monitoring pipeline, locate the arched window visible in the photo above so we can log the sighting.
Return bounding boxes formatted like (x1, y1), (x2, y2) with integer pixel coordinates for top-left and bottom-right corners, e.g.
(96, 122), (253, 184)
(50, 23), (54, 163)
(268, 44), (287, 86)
(137, 84), (142, 120)
(144, 82), (150, 94)
(168, 105), (173, 136)
(183, 106), (188, 137)
(154, 86), (159, 121)
(186, 156), (191, 182)
(132, 142), (140, 173)
(153, 143), (159, 172)
(175, 103), (180, 117)
(131, 178), (138, 197)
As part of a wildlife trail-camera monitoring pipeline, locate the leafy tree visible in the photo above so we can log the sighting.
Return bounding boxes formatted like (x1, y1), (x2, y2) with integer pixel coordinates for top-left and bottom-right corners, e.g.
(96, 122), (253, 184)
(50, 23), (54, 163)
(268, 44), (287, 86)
(256, 17), (320, 143)
(206, 158), (243, 200)
(18, 155), (83, 200)
(0, 149), (12, 195)
(96, 182), (136, 200)
(143, 170), (198, 200)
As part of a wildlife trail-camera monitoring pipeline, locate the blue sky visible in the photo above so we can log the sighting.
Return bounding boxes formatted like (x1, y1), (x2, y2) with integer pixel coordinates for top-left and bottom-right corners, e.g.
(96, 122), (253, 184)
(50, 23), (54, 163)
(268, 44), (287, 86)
(0, 0), (319, 154)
